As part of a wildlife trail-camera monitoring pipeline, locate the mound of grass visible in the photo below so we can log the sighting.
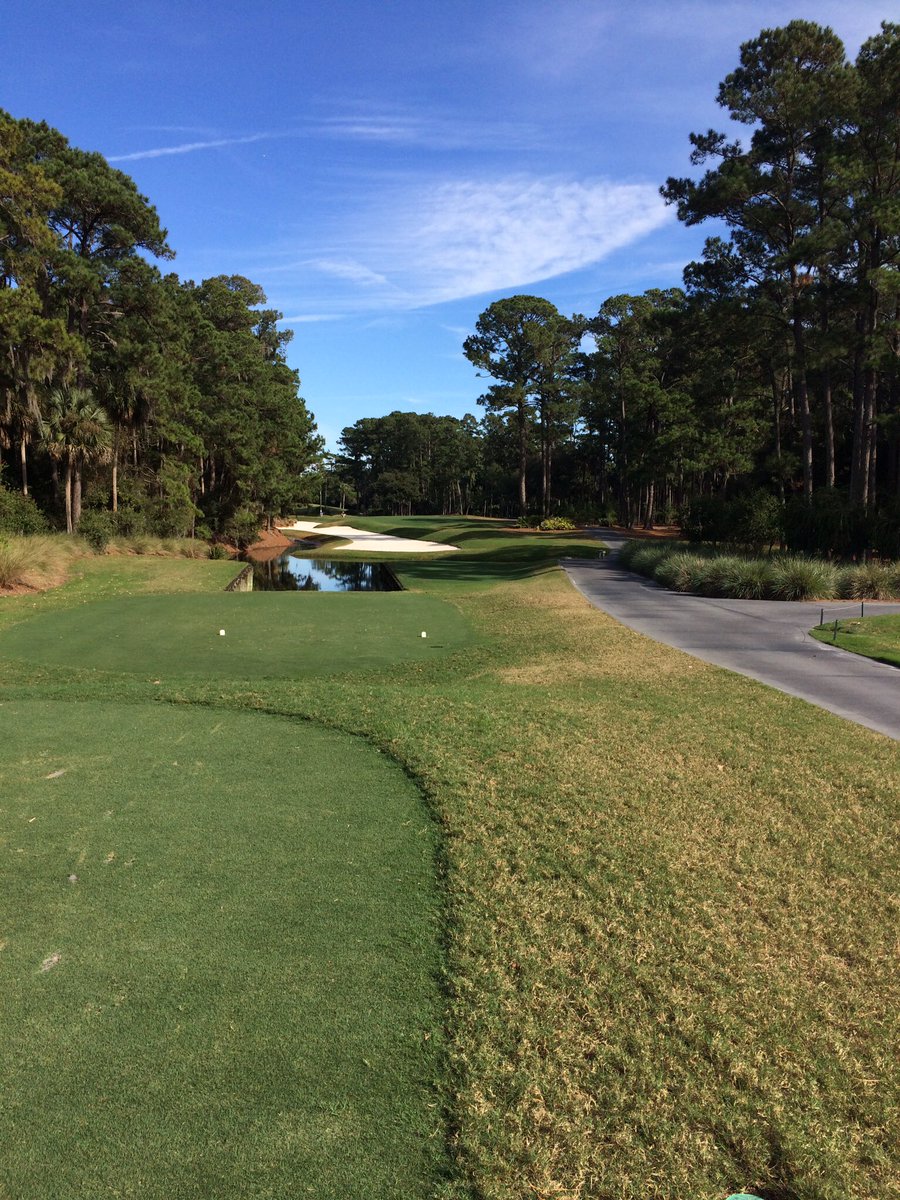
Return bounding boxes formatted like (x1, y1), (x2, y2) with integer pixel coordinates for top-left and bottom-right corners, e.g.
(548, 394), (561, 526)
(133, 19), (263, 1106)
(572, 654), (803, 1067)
(0, 700), (444, 1199)
(0, 590), (474, 680)
(810, 613), (900, 668)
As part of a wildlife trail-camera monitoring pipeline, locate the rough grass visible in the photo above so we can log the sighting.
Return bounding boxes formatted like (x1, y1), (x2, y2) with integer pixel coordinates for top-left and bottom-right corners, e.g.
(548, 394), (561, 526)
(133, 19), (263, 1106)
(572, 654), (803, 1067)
(810, 613), (900, 669)
(0, 533), (86, 591)
(0, 520), (898, 1199)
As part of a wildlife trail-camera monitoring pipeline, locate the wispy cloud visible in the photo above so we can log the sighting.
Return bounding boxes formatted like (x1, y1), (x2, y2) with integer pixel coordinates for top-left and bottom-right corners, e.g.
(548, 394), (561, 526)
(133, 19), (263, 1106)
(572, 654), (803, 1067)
(109, 132), (282, 162)
(313, 110), (540, 151)
(273, 175), (670, 312)
(398, 177), (671, 304)
(306, 259), (391, 289)
(279, 313), (344, 325)
(109, 106), (539, 164)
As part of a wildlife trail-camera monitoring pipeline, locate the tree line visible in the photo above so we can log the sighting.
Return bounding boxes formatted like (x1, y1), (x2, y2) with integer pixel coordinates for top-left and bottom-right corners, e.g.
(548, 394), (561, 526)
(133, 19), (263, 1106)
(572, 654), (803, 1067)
(0, 111), (321, 542)
(337, 20), (899, 557)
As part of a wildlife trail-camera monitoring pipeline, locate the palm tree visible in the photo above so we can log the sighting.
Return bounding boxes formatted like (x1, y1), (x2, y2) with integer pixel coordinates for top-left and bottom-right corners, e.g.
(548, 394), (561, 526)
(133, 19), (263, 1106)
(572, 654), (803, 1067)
(43, 388), (112, 532)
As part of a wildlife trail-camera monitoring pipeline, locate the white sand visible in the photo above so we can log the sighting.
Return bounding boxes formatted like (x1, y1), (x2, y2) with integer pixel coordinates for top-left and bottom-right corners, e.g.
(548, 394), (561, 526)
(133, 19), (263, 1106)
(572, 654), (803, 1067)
(276, 521), (458, 554)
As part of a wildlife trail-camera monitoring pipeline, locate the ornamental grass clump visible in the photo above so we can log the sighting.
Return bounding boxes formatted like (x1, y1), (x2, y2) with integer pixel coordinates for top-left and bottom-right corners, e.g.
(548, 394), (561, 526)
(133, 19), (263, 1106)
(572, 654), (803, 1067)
(0, 537), (30, 588)
(624, 542), (671, 577)
(769, 555), (837, 600)
(696, 554), (743, 596)
(654, 551), (707, 593)
(836, 562), (900, 600)
(720, 555), (774, 599)
(0, 535), (76, 591)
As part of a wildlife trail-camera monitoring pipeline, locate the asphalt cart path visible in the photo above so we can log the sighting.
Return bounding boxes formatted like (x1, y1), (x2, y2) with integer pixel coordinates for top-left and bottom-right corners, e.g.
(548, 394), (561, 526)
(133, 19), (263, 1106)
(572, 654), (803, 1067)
(562, 530), (900, 741)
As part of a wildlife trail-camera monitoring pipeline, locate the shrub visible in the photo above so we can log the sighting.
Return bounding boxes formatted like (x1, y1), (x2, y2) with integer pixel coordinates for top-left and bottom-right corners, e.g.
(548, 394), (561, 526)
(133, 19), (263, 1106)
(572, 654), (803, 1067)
(77, 509), (116, 553)
(223, 506), (263, 549)
(731, 490), (783, 549)
(680, 496), (730, 544)
(516, 515), (541, 529)
(655, 552), (706, 593)
(539, 516), (575, 531)
(836, 563), (899, 600)
(720, 557), (773, 599)
(697, 555), (742, 596)
(208, 543), (231, 560)
(0, 486), (49, 536)
(626, 543), (670, 576)
(769, 556), (837, 600)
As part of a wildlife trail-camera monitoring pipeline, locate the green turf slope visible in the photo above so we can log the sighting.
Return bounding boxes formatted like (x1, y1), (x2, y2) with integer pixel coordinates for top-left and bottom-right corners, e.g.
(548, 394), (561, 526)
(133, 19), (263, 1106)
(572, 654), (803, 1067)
(0, 700), (445, 1199)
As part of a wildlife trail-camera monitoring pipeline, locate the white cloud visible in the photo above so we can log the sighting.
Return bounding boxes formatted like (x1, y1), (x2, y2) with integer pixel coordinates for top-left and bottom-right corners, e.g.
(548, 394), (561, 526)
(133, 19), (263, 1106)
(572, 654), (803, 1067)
(245, 175), (672, 316)
(109, 132), (282, 162)
(279, 314), (344, 325)
(306, 259), (392, 289)
(397, 177), (671, 304)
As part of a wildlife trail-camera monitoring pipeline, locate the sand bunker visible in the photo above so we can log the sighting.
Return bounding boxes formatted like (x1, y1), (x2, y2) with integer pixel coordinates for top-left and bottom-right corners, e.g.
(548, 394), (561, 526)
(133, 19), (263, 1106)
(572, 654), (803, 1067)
(276, 521), (458, 554)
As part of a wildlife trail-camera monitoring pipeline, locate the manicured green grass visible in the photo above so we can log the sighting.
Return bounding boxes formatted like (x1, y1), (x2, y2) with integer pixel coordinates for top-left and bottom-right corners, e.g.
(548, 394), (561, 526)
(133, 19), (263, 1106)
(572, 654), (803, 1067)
(1, 519), (898, 1200)
(0, 700), (445, 1199)
(0, 554), (239, 634)
(810, 613), (900, 668)
(0, 591), (474, 679)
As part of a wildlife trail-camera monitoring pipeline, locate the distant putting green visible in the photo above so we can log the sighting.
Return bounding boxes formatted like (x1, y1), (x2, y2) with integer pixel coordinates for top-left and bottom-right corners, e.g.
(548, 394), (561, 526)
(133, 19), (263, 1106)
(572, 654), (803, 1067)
(0, 590), (473, 679)
(0, 699), (444, 1199)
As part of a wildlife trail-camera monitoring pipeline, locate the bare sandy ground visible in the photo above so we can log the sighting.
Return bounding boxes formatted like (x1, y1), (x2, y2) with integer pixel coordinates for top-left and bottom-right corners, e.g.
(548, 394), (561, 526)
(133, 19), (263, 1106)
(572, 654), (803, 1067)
(276, 521), (458, 554)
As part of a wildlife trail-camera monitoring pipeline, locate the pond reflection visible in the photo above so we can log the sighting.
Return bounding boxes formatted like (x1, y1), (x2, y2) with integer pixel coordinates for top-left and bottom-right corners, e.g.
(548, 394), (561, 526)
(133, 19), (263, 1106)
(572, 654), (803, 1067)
(245, 546), (401, 592)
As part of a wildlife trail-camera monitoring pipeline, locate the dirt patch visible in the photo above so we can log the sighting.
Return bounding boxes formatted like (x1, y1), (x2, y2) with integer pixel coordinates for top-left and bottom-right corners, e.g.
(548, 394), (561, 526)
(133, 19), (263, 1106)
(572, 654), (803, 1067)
(245, 528), (294, 555)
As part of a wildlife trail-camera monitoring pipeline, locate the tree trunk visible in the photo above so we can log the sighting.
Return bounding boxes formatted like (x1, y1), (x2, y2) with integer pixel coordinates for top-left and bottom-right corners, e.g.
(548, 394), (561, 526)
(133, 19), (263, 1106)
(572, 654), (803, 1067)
(72, 462), (83, 531)
(822, 370), (835, 489)
(517, 398), (528, 516)
(64, 464), (73, 534)
(791, 303), (814, 500)
(19, 437), (28, 496)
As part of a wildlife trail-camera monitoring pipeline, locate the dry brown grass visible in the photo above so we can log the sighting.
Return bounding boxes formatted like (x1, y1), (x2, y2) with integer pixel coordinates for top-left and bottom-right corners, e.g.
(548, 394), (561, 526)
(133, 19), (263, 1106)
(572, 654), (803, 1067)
(237, 570), (899, 1200)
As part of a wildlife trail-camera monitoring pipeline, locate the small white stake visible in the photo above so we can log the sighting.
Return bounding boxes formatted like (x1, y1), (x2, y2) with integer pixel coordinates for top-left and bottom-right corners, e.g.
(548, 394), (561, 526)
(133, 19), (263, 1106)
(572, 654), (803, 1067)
(219, 629), (226, 636)
(421, 631), (427, 638)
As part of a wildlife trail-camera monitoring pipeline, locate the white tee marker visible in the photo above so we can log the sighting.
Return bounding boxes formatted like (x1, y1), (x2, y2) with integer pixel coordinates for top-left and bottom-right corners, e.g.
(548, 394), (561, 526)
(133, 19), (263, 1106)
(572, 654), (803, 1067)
(219, 629), (226, 636)
(421, 631), (427, 638)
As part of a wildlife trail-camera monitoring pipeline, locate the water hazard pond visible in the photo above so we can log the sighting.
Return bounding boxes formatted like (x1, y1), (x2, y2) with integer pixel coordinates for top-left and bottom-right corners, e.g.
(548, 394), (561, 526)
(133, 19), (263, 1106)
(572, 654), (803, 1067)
(244, 543), (402, 592)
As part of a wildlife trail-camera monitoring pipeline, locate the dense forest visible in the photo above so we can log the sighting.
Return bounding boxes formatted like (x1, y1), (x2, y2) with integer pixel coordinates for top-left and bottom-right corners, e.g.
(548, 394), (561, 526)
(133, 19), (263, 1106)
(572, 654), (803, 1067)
(335, 20), (899, 557)
(3, 19), (898, 558)
(0, 111), (321, 544)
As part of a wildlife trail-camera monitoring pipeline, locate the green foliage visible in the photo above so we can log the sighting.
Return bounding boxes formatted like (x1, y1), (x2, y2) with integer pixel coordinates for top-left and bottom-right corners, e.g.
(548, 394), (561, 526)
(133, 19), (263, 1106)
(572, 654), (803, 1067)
(538, 516), (575, 530)
(0, 484), (48, 536)
(76, 509), (115, 552)
(681, 490), (783, 549)
(768, 556), (838, 601)
(223, 505), (261, 549)
(207, 542), (231, 560)
(621, 540), (900, 600)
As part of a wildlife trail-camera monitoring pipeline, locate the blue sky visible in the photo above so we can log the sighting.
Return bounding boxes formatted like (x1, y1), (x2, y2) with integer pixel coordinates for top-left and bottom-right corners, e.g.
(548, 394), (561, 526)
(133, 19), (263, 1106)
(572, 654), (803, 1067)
(4, 0), (896, 448)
